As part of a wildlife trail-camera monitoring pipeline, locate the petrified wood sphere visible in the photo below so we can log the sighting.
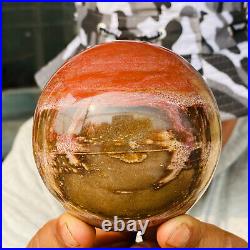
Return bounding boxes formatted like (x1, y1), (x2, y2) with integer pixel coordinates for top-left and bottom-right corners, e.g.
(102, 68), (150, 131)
(33, 41), (221, 229)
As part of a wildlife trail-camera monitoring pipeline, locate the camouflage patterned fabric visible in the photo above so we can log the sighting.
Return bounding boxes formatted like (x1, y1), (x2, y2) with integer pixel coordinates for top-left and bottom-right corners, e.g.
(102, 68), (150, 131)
(35, 2), (248, 121)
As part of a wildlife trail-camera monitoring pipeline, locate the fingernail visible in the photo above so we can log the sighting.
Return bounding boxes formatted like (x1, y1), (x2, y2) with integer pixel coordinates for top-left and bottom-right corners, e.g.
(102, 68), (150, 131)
(165, 223), (191, 247)
(60, 222), (80, 247)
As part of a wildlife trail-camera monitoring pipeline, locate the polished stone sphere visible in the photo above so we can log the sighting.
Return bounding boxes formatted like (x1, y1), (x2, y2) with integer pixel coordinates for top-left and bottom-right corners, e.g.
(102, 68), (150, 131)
(33, 41), (221, 229)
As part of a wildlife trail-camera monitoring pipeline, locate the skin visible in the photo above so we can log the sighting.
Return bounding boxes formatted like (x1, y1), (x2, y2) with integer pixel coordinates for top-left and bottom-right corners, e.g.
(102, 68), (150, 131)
(27, 119), (247, 248)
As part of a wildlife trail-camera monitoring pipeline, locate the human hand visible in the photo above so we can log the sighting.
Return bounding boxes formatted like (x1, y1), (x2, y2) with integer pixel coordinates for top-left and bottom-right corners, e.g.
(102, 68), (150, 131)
(27, 213), (247, 248)
(155, 215), (247, 248)
(27, 213), (134, 248)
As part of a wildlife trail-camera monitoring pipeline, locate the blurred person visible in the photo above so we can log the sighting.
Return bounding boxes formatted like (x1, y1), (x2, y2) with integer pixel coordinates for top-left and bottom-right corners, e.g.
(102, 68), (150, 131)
(2, 2), (248, 248)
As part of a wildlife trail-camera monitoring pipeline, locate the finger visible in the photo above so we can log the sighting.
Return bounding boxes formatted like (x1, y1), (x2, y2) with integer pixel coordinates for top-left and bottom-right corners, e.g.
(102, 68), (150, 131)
(27, 213), (96, 248)
(94, 228), (135, 247)
(157, 215), (247, 248)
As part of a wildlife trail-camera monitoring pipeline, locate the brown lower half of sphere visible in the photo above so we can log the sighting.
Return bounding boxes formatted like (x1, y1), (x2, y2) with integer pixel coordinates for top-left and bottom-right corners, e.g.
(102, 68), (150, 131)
(60, 166), (198, 219)
(50, 141), (202, 220)
(33, 103), (216, 227)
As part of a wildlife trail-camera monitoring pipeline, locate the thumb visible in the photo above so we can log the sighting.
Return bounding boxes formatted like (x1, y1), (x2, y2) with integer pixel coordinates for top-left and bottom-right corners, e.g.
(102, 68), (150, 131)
(27, 213), (96, 248)
(157, 215), (247, 248)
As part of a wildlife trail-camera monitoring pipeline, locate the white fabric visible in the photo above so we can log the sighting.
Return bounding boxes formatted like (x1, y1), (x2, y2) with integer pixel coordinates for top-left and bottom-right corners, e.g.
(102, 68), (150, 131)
(2, 117), (248, 248)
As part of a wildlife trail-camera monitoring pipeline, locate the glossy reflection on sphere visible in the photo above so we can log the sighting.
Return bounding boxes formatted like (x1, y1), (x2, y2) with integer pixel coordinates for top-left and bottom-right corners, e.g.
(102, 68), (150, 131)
(33, 41), (221, 229)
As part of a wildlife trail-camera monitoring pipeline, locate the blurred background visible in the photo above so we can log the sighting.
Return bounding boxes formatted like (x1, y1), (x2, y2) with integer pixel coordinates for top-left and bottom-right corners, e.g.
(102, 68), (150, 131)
(2, 3), (76, 158)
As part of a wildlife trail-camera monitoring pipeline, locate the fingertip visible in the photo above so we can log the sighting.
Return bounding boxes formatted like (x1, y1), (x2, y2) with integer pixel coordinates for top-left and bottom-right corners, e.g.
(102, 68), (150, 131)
(57, 213), (96, 247)
(157, 215), (248, 248)
(157, 215), (194, 248)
